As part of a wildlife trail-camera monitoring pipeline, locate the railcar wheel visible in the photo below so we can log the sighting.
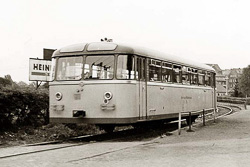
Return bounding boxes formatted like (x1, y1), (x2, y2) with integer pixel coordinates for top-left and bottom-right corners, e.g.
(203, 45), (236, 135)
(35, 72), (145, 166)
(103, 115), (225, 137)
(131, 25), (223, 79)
(98, 125), (115, 133)
(134, 121), (165, 130)
(63, 123), (77, 129)
(133, 124), (146, 130)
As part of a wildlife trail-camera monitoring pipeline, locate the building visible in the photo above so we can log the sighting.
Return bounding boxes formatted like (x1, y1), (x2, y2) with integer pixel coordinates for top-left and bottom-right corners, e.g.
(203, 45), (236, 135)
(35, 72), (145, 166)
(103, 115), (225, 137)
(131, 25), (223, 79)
(207, 64), (242, 96)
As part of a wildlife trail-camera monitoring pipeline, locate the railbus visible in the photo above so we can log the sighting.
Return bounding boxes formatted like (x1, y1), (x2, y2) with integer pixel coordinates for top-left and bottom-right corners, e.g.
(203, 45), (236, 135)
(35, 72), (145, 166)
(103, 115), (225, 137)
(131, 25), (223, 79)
(49, 42), (216, 132)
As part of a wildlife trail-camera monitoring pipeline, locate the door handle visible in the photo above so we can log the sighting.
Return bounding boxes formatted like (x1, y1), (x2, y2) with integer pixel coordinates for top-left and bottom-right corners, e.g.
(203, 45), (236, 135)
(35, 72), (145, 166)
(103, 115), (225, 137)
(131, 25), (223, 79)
(160, 87), (164, 90)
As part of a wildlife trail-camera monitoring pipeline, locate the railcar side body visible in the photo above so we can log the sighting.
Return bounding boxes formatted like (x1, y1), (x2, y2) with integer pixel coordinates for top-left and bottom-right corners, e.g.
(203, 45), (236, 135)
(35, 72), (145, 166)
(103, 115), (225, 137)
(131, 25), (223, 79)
(49, 42), (216, 127)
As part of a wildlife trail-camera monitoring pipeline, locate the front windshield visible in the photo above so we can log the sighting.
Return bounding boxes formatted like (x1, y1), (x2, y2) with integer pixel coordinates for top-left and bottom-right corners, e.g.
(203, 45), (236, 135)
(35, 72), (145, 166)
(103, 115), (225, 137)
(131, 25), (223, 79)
(56, 57), (83, 80)
(84, 55), (114, 79)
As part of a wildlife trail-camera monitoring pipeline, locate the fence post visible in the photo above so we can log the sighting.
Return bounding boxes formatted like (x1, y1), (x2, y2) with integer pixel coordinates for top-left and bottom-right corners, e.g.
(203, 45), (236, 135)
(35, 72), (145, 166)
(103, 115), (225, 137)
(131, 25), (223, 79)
(203, 109), (205, 126)
(187, 112), (194, 132)
(178, 112), (181, 135)
(213, 108), (216, 123)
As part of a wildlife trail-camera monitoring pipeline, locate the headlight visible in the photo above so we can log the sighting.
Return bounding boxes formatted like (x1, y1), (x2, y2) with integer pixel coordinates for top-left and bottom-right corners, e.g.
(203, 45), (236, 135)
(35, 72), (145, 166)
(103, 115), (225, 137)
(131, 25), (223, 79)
(55, 92), (63, 101)
(104, 92), (112, 100)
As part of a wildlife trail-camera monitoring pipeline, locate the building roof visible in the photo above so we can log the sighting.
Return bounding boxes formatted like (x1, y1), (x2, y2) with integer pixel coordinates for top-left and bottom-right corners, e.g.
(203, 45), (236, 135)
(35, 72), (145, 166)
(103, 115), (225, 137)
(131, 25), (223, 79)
(222, 69), (231, 76)
(207, 64), (222, 74)
(216, 84), (226, 93)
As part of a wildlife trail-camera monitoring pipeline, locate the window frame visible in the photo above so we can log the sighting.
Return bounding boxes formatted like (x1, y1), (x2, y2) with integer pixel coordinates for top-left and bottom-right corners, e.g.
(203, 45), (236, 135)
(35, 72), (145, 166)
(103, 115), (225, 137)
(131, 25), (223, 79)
(205, 71), (211, 86)
(83, 54), (115, 80)
(162, 61), (173, 83)
(181, 66), (191, 85)
(55, 56), (84, 81)
(190, 68), (198, 85)
(148, 58), (162, 82)
(116, 54), (136, 80)
(53, 54), (216, 86)
(50, 57), (57, 82)
(197, 70), (205, 86)
(135, 56), (147, 81)
(173, 64), (182, 84)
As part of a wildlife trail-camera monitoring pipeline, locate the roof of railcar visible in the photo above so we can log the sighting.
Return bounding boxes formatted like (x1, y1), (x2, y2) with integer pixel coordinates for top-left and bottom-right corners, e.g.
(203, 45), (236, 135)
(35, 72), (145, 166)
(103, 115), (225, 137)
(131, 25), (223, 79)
(53, 42), (215, 72)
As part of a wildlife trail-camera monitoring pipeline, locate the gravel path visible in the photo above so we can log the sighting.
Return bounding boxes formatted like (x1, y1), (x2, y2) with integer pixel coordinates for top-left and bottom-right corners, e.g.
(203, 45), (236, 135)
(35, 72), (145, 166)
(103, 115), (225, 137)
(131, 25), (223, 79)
(1, 109), (250, 167)
(78, 109), (250, 167)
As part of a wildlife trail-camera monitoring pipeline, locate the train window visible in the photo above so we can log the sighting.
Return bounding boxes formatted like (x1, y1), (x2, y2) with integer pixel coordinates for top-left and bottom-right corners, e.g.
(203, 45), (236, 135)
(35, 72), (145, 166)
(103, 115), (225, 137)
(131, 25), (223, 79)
(162, 62), (172, 83)
(84, 55), (114, 79)
(117, 55), (135, 79)
(173, 65), (181, 83)
(182, 66), (190, 84)
(56, 56), (83, 80)
(190, 69), (198, 85)
(148, 59), (161, 82)
(50, 58), (56, 81)
(142, 59), (146, 80)
(205, 72), (211, 86)
(198, 70), (205, 85)
(211, 73), (215, 87)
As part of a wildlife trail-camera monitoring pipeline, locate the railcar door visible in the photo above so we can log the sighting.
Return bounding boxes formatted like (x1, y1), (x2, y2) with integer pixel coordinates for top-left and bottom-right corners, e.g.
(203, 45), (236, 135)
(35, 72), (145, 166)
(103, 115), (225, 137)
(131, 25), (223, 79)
(137, 57), (147, 120)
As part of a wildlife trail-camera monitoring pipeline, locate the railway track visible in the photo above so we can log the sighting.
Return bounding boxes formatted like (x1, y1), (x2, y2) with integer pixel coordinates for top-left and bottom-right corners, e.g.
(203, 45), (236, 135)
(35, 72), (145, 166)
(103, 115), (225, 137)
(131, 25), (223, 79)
(217, 104), (241, 117)
(0, 104), (241, 160)
(0, 120), (182, 160)
(197, 103), (241, 122)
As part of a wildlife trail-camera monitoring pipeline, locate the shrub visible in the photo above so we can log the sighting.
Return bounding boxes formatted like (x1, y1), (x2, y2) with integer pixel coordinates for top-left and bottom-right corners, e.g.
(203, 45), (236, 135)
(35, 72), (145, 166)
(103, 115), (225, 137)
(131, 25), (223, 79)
(217, 96), (250, 105)
(0, 87), (49, 130)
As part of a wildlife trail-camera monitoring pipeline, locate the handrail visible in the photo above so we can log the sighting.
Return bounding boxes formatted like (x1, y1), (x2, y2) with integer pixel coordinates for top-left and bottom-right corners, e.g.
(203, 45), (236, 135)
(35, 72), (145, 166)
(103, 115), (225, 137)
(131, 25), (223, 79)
(180, 108), (215, 115)
(178, 108), (216, 135)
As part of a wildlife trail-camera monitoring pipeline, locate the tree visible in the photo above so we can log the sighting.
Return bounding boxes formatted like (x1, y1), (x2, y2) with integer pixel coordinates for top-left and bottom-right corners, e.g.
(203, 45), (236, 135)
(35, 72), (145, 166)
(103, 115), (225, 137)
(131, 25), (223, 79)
(232, 81), (239, 97)
(239, 65), (250, 97)
(0, 77), (11, 87)
(232, 81), (244, 97)
(17, 81), (28, 87)
(4, 75), (14, 84)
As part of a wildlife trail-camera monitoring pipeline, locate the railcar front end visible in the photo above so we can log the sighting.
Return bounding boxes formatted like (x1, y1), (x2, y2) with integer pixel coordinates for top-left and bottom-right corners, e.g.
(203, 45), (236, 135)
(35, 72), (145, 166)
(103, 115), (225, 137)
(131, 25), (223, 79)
(50, 51), (140, 127)
(50, 80), (138, 124)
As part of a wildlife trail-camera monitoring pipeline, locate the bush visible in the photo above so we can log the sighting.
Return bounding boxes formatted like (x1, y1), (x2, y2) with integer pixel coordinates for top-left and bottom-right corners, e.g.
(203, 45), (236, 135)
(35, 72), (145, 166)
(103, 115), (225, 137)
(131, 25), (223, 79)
(217, 96), (250, 105)
(247, 98), (250, 105)
(0, 87), (49, 130)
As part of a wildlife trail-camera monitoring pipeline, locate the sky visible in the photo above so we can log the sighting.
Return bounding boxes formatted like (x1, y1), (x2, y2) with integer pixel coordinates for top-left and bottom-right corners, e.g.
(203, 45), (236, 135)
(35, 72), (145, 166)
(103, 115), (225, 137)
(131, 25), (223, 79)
(1, 0), (250, 82)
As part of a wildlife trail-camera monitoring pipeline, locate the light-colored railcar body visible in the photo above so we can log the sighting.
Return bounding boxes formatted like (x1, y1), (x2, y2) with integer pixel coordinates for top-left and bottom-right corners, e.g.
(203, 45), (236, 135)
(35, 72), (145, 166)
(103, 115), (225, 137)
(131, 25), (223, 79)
(147, 83), (214, 119)
(50, 80), (138, 124)
(50, 42), (216, 126)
